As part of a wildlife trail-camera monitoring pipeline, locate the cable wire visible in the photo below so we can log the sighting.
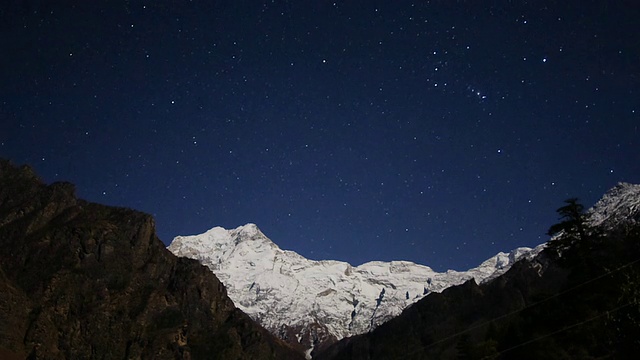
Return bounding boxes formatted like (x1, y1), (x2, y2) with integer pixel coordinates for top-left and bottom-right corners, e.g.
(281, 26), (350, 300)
(483, 301), (636, 359)
(396, 255), (640, 359)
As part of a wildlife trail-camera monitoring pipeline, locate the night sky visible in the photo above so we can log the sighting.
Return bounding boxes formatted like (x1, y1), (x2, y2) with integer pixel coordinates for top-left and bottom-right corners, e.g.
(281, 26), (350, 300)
(2, 1), (638, 271)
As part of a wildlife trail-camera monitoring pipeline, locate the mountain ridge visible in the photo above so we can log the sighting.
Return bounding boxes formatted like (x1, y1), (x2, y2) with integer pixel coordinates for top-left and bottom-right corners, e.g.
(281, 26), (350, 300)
(315, 182), (640, 359)
(168, 222), (543, 355)
(168, 182), (640, 357)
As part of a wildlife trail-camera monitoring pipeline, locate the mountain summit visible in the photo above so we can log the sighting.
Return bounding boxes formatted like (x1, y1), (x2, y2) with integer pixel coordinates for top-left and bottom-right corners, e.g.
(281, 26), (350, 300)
(588, 182), (640, 229)
(168, 223), (543, 355)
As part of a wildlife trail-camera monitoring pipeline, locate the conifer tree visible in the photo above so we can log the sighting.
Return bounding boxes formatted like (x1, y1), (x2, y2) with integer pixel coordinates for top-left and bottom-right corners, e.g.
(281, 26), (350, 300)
(547, 198), (588, 251)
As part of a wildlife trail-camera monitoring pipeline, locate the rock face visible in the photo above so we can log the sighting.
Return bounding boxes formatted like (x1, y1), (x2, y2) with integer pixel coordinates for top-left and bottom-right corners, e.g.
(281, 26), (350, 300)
(0, 159), (303, 360)
(168, 224), (543, 356)
(588, 182), (640, 230)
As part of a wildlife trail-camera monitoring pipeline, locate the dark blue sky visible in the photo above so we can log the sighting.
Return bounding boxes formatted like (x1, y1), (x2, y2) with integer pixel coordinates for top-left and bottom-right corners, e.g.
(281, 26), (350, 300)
(2, 1), (638, 271)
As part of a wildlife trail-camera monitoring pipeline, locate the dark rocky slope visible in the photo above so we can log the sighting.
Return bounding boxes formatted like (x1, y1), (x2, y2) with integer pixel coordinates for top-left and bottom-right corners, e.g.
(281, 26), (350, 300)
(316, 185), (640, 359)
(0, 159), (303, 360)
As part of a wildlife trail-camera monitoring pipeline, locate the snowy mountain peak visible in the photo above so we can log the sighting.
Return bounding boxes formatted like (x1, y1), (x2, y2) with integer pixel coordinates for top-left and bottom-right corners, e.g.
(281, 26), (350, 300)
(231, 223), (266, 240)
(588, 182), (640, 229)
(169, 223), (281, 269)
(168, 224), (542, 356)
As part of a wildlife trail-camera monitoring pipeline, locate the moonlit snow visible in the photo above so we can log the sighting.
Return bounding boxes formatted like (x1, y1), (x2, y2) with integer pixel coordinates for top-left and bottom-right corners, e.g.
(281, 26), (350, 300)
(168, 224), (543, 354)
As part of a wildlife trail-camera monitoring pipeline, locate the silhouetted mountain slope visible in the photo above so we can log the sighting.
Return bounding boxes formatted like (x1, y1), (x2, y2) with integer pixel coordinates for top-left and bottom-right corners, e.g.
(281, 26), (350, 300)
(316, 185), (640, 359)
(0, 159), (303, 360)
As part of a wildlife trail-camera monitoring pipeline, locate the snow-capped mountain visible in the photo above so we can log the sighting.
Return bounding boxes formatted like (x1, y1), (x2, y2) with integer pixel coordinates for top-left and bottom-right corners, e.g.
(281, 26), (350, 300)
(588, 182), (640, 230)
(168, 224), (543, 356)
(165, 183), (640, 357)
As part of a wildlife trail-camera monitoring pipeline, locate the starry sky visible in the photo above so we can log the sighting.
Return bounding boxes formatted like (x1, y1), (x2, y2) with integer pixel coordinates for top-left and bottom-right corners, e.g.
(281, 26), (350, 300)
(2, 1), (639, 271)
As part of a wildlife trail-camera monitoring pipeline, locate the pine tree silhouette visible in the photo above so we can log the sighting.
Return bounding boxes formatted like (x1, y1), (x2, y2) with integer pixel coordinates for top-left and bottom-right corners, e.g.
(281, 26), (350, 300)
(547, 198), (588, 252)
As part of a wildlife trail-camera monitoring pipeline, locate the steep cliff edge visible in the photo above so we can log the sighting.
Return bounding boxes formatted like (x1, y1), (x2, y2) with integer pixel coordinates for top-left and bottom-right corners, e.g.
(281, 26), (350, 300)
(0, 159), (303, 359)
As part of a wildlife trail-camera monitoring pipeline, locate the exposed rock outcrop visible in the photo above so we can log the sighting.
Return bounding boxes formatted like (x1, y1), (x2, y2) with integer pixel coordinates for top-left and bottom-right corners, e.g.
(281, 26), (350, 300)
(0, 159), (303, 360)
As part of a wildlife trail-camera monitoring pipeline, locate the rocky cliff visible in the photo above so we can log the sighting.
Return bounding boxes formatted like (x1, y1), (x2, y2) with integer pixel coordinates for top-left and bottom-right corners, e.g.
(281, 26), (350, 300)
(0, 159), (303, 359)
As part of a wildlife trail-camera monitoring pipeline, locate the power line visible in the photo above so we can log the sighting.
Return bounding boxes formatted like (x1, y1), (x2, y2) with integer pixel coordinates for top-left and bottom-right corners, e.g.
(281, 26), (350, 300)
(485, 301), (636, 359)
(397, 255), (640, 359)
